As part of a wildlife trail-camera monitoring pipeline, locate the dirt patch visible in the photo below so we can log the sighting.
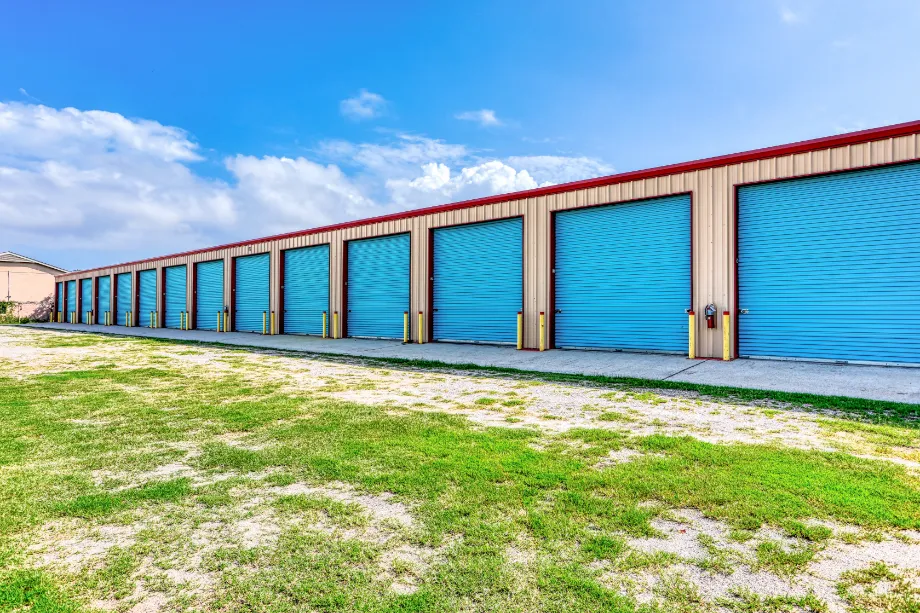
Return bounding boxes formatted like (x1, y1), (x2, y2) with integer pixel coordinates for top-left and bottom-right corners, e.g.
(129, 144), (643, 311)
(276, 481), (415, 528)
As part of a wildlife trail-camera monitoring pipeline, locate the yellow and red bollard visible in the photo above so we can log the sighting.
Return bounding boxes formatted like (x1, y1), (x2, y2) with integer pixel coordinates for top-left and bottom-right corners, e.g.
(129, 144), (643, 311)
(517, 311), (523, 350)
(539, 311), (545, 352)
(688, 310), (695, 359)
(418, 311), (424, 344)
(723, 311), (730, 361)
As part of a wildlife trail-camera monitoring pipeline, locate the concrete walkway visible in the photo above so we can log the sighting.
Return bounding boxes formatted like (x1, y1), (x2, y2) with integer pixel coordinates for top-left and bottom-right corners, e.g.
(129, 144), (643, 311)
(25, 323), (920, 404)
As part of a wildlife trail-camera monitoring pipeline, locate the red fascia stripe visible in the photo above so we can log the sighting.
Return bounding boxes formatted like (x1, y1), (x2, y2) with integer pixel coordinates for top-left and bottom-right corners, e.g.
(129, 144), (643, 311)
(58, 119), (920, 279)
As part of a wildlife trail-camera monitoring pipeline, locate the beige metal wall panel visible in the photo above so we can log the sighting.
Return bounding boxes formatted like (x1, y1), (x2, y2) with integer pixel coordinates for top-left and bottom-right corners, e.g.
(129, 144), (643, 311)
(58, 132), (920, 357)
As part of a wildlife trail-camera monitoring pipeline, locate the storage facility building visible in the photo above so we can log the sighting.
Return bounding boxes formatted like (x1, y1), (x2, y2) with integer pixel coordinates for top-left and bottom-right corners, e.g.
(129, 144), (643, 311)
(53, 121), (920, 365)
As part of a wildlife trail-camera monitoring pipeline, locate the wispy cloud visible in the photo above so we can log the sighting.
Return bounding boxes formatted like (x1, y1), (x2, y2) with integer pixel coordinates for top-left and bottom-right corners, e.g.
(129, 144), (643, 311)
(779, 6), (803, 24)
(455, 109), (502, 127)
(339, 89), (387, 120)
(18, 87), (42, 103)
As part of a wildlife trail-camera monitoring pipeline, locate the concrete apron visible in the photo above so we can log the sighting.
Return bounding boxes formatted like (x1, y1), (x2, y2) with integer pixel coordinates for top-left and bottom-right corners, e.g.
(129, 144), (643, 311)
(25, 322), (920, 404)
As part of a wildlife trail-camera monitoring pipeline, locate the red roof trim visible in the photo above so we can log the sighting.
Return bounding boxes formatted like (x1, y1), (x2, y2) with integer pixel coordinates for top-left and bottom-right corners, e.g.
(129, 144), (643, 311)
(59, 119), (920, 278)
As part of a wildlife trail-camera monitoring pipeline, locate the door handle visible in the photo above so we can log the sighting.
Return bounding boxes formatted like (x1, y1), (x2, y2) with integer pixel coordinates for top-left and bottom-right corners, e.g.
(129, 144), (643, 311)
(555, 309), (563, 314)
(739, 309), (749, 315)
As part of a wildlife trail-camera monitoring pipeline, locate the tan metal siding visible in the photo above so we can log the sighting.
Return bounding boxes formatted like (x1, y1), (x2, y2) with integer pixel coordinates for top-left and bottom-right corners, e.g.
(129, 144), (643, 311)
(57, 134), (920, 357)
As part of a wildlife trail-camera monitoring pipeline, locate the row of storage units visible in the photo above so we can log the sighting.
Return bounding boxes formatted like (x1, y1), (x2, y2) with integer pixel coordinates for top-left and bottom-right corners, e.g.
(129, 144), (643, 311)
(54, 159), (920, 365)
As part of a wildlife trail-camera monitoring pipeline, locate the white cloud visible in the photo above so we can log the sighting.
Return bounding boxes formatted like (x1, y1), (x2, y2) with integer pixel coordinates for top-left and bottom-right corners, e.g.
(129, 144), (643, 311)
(225, 154), (378, 234)
(505, 155), (614, 186)
(455, 109), (502, 127)
(0, 102), (611, 267)
(339, 89), (387, 120)
(387, 161), (542, 208)
(779, 6), (803, 24)
(0, 102), (202, 163)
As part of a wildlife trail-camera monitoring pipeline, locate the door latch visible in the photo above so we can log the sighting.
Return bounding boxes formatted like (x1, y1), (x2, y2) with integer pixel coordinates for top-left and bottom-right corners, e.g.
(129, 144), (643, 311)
(739, 309), (749, 315)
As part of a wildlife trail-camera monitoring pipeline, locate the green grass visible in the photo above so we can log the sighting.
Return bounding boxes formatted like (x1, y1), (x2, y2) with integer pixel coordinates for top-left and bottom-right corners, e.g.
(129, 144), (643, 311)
(0, 570), (80, 613)
(54, 478), (192, 518)
(3, 330), (920, 611)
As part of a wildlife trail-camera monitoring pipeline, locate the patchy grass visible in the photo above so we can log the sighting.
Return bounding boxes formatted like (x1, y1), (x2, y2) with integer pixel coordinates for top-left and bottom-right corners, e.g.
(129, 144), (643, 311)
(596, 410), (634, 422)
(2, 328), (920, 612)
(836, 562), (920, 613)
(31, 327), (920, 425)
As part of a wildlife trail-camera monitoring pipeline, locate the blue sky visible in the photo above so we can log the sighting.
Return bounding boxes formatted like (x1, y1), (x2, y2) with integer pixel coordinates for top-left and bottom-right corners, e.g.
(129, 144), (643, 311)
(1, 0), (918, 271)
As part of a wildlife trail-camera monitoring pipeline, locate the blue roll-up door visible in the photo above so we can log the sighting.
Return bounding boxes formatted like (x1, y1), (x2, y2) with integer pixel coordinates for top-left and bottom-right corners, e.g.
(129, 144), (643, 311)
(283, 245), (329, 335)
(56, 283), (63, 319)
(738, 162), (920, 364)
(138, 269), (157, 327)
(347, 234), (409, 339)
(555, 194), (691, 352)
(196, 260), (224, 331)
(164, 265), (187, 329)
(97, 276), (111, 323)
(116, 273), (132, 326)
(234, 253), (270, 333)
(80, 279), (93, 323)
(66, 280), (76, 318)
(433, 219), (522, 344)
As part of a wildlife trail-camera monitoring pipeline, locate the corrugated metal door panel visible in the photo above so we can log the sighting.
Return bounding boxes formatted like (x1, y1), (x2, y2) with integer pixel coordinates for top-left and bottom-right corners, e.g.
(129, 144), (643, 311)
(97, 276), (111, 321)
(234, 254), (270, 333)
(116, 273), (132, 325)
(283, 245), (329, 335)
(433, 218), (522, 344)
(165, 265), (187, 329)
(195, 260), (224, 331)
(347, 234), (409, 339)
(66, 280), (76, 315)
(80, 279), (92, 323)
(555, 194), (691, 352)
(138, 270), (157, 326)
(57, 283), (63, 317)
(738, 162), (920, 364)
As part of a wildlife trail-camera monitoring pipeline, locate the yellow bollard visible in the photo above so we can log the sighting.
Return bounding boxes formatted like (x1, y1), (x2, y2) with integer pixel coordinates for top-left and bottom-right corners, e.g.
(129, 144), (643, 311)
(217, 312), (222, 332)
(333, 311), (338, 339)
(723, 311), (730, 361)
(539, 312), (546, 351)
(517, 311), (523, 350)
(418, 311), (424, 344)
(271, 311), (275, 335)
(404, 311), (409, 343)
(262, 311), (267, 335)
(322, 311), (327, 339)
(224, 312), (229, 333)
(688, 311), (696, 359)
